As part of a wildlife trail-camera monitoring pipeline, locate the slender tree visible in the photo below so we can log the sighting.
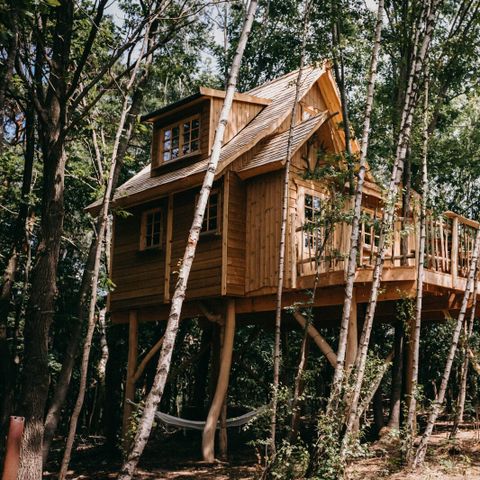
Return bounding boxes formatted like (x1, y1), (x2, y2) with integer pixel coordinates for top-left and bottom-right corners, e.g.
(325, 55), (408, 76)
(270, 0), (311, 451)
(117, 2), (258, 477)
(329, 0), (385, 407)
(414, 228), (480, 467)
(339, 0), (440, 455)
(405, 64), (430, 464)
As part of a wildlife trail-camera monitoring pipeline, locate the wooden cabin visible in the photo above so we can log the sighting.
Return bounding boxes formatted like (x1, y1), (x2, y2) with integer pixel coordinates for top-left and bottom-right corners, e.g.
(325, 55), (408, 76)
(88, 63), (480, 456)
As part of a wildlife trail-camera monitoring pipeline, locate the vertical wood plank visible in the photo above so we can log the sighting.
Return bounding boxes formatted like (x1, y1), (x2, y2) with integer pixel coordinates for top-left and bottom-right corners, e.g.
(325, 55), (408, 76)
(163, 193), (174, 302)
(221, 175), (230, 295)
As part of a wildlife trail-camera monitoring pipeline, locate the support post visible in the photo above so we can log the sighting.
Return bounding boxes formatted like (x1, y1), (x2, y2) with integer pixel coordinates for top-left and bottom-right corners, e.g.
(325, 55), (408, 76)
(122, 310), (138, 443)
(1, 416), (24, 480)
(452, 217), (459, 287)
(404, 315), (416, 432)
(345, 289), (358, 369)
(202, 299), (235, 463)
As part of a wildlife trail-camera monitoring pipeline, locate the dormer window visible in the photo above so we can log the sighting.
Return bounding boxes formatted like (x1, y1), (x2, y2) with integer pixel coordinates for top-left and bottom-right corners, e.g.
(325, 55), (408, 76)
(162, 115), (200, 162)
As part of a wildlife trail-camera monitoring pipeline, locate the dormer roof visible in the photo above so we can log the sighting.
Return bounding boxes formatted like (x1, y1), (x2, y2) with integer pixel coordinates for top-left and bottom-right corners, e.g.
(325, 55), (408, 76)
(86, 61), (369, 213)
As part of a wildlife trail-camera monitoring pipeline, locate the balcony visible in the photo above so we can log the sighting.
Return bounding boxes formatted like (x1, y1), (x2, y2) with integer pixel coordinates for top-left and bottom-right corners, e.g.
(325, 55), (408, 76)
(294, 210), (479, 293)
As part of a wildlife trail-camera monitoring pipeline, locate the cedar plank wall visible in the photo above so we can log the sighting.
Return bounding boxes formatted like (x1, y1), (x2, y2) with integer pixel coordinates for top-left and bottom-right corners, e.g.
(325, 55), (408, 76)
(110, 199), (167, 312)
(224, 171), (246, 296)
(168, 184), (223, 300)
(210, 98), (264, 147)
(245, 170), (285, 295)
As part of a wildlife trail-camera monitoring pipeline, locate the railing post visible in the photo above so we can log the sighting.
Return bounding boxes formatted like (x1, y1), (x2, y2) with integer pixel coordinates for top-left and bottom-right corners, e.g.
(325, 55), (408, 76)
(1, 416), (24, 480)
(451, 217), (459, 287)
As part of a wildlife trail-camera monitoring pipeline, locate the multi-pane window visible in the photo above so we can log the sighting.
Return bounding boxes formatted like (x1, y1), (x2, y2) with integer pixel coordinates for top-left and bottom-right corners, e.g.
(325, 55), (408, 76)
(201, 191), (220, 234)
(362, 211), (380, 249)
(162, 115), (200, 162)
(140, 208), (163, 250)
(304, 193), (322, 249)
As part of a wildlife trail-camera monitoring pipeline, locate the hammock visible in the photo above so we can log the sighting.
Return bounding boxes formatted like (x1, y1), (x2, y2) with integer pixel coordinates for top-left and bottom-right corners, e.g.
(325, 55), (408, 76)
(127, 400), (266, 431)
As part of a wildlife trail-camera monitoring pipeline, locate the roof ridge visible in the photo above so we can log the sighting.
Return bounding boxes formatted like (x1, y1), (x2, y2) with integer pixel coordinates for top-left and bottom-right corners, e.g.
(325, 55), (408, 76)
(246, 65), (315, 95)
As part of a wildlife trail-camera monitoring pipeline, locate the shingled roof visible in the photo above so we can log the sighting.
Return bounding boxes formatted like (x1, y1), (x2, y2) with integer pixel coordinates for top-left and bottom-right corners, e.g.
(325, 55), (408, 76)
(88, 64), (328, 211)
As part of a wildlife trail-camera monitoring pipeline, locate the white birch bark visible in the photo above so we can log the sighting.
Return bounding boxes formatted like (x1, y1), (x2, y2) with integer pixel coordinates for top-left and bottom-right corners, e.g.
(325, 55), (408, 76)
(270, 0), (311, 451)
(117, 2), (258, 477)
(405, 66), (430, 463)
(340, 0), (439, 455)
(329, 0), (385, 405)
(58, 25), (152, 479)
(414, 228), (480, 467)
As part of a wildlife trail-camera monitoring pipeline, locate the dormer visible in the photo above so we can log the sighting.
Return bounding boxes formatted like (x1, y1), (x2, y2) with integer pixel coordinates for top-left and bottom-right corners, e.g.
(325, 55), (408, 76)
(141, 87), (271, 176)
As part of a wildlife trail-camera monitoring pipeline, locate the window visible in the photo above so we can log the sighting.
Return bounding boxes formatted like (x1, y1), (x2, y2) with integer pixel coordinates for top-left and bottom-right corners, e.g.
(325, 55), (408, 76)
(201, 190), (220, 234)
(362, 210), (380, 249)
(304, 193), (323, 249)
(140, 208), (163, 250)
(162, 115), (200, 162)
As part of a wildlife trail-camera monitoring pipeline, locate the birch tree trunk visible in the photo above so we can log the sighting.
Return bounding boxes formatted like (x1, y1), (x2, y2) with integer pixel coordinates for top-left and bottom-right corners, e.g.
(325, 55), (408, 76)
(329, 0), (384, 407)
(58, 27), (154, 478)
(451, 283), (477, 439)
(340, 0), (439, 456)
(270, 0), (311, 451)
(117, 3), (258, 477)
(405, 66), (430, 464)
(414, 229), (480, 467)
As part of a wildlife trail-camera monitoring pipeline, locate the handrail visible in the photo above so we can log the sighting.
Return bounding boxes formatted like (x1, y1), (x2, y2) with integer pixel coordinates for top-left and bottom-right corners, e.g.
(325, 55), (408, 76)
(295, 207), (479, 281)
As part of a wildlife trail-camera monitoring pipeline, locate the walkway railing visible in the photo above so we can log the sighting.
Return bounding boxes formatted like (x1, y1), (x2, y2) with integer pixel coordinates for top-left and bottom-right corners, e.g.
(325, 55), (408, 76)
(296, 209), (478, 282)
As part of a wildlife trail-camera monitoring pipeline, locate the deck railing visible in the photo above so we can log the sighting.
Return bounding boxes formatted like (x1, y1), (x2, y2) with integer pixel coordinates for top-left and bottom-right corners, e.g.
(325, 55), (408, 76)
(295, 209), (478, 282)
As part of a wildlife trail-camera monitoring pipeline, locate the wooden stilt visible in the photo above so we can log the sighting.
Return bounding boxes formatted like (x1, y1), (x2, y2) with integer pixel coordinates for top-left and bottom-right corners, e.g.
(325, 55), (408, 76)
(219, 398), (228, 460)
(202, 299), (235, 463)
(345, 289), (358, 368)
(122, 310), (138, 444)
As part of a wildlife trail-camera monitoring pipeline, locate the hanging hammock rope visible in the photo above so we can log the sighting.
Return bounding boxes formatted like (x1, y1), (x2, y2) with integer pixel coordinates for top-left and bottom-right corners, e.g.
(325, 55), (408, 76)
(126, 400), (266, 431)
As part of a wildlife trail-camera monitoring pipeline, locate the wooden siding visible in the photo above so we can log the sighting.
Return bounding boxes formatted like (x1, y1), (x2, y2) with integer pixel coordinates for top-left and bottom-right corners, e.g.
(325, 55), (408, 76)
(110, 199), (167, 312)
(209, 98), (264, 147)
(168, 185), (223, 300)
(245, 171), (285, 294)
(224, 172), (246, 296)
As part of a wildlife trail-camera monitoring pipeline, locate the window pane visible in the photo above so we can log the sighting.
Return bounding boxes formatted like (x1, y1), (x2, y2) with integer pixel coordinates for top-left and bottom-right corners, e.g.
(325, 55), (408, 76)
(172, 126), (180, 137)
(164, 129), (171, 140)
(192, 118), (200, 129)
(172, 136), (179, 148)
(191, 128), (199, 139)
(183, 143), (190, 155)
(184, 122), (190, 133)
(163, 140), (171, 151)
(209, 217), (217, 231)
(191, 140), (199, 152)
(163, 151), (171, 161)
(183, 132), (190, 144)
(172, 147), (179, 158)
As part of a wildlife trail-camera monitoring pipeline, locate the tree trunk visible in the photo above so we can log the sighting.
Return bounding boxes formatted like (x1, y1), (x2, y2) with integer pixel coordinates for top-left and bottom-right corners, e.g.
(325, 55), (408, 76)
(414, 229), (480, 467)
(405, 66), (429, 464)
(340, 1), (438, 456)
(58, 29), (154, 476)
(117, 3), (258, 477)
(42, 39), (152, 465)
(451, 276), (477, 438)
(329, 0), (384, 405)
(386, 322), (403, 430)
(270, 0), (310, 451)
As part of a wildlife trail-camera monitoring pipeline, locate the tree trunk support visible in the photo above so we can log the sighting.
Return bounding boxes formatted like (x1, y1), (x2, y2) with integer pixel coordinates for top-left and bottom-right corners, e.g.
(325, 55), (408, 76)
(202, 299), (235, 463)
(122, 311), (138, 443)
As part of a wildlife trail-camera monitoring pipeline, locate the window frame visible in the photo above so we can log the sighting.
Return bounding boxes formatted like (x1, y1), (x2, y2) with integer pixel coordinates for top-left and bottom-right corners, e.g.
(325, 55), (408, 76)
(160, 114), (201, 164)
(139, 207), (164, 251)
(361, 208), (381, 252)
(199, 189), (221, 236)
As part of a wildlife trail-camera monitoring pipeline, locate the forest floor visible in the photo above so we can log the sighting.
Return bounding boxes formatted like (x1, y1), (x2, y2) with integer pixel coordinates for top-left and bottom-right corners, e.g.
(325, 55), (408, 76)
(45, 423), (480, 479)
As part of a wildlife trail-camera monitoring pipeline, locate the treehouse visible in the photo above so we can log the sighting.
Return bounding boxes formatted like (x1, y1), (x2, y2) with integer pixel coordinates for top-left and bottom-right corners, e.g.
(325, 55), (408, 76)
(88, 63), (480, 458)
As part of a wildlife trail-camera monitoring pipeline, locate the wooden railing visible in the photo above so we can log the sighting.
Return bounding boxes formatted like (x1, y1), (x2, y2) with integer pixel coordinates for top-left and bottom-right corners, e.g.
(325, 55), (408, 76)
(296, 210), (478, 282)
